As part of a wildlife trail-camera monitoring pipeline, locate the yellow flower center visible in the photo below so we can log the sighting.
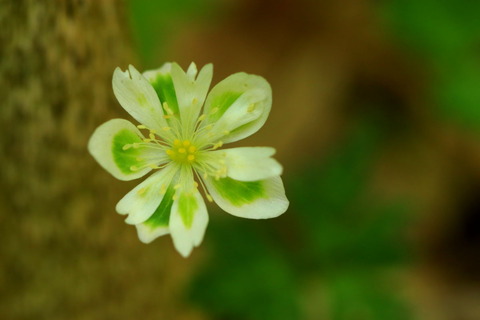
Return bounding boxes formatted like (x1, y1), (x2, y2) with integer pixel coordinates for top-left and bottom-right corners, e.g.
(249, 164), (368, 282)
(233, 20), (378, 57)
(166, 139), (197, 164)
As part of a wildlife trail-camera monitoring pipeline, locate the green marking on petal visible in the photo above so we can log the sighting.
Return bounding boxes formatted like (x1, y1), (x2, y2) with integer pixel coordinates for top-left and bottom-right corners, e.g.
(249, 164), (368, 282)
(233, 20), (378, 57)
(211, 177), (266, 206)
(149, 73), (179, 115)
(112, 129), (144, 174)
(178, 192), (198, 229)
(143, 185), (175, 230)
(208, 91), (242, 122)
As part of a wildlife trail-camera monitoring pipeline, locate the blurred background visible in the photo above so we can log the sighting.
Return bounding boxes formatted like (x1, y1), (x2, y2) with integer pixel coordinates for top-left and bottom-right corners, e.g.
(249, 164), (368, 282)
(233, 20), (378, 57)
(1, 0), (480, 319)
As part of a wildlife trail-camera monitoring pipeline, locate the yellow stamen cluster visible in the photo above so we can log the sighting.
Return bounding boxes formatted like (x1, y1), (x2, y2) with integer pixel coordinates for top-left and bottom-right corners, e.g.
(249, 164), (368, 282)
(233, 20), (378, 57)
(167, 139), (197, 164)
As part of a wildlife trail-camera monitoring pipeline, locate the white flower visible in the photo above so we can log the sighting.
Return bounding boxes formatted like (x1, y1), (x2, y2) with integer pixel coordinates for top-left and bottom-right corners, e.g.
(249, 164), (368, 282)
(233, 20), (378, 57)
(88, 63), (289, 257)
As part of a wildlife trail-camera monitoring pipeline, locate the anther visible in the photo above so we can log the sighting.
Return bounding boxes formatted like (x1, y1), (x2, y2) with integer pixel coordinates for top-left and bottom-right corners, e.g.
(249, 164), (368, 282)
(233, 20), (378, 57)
(122, 144), (132, 150)
(192, 98), (198, 104)
(162, 127), (171, 131)
(247, 103), (256, 112)
(187, 155), (195, 161)
(166, 150), (174, 155)
(174, 139), (181, 146)
(160, 185), (167, 194)
(206, 194), (213, 202)
(211, 107), (219, 114)
(174, 184), (181, 190)
(137, 125), (147, 129)
(137, 188), (146, 195)
(178, 148), (186, 153)
(188, 146), (196, 153)
(163, 102), (174, 115)
(183, 140), (190, 147)
(197, 114), (206, 121)
(212, 141), (223, 150)
(137, 93), (147, 105)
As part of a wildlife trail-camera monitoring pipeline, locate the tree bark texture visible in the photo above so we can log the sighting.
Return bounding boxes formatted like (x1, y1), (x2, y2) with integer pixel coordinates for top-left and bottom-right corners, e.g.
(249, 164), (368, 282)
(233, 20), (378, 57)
(0, 1), (195, 319)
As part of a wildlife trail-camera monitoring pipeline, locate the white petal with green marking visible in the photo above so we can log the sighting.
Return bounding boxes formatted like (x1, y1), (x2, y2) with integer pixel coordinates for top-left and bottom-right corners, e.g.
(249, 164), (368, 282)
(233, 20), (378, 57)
(113, 65), (167, 133)
(170, 62), (213, 131)
(116, 166), (177, 225)
(204, 176), (288, 219)
(213, 147), (283, 181)
(88, 119), (152, 181)
(143, 63), (180, 118)
(135, 183), (176, 243)
(169, 187), (209, 257)
(202, 72), (272, 144)
(135, 183), (175, 243)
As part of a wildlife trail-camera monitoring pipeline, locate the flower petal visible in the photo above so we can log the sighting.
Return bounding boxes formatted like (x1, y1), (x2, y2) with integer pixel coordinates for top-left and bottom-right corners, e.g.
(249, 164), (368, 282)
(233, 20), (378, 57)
(202, 72), (272, 144)
(135, 184), (176, 243)
(213, 147), (283, 181)
(116, 165), (177, 225)
(142, 63), (180, 117)
(169, 177), (209, 257)
(170, 62), (213, 131)
(205, 176), (288, 219)
(88, 119), (152, 181)
(113, 65), (167, 132)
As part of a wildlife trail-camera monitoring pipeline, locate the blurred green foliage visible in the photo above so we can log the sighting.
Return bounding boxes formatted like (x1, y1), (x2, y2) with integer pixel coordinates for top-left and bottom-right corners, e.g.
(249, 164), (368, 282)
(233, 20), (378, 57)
(126, 0), (216, 68)
(327, 272), (411, 320)
(188, 118), (413, 320)
(293, 120), (410, 271)
(188, 219), (301, 320)
(382, 0), (480, 130)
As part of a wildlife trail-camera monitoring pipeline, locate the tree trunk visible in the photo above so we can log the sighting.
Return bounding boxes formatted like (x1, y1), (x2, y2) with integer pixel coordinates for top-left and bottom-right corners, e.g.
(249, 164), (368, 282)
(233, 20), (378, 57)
(0, 1), (195, 319)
